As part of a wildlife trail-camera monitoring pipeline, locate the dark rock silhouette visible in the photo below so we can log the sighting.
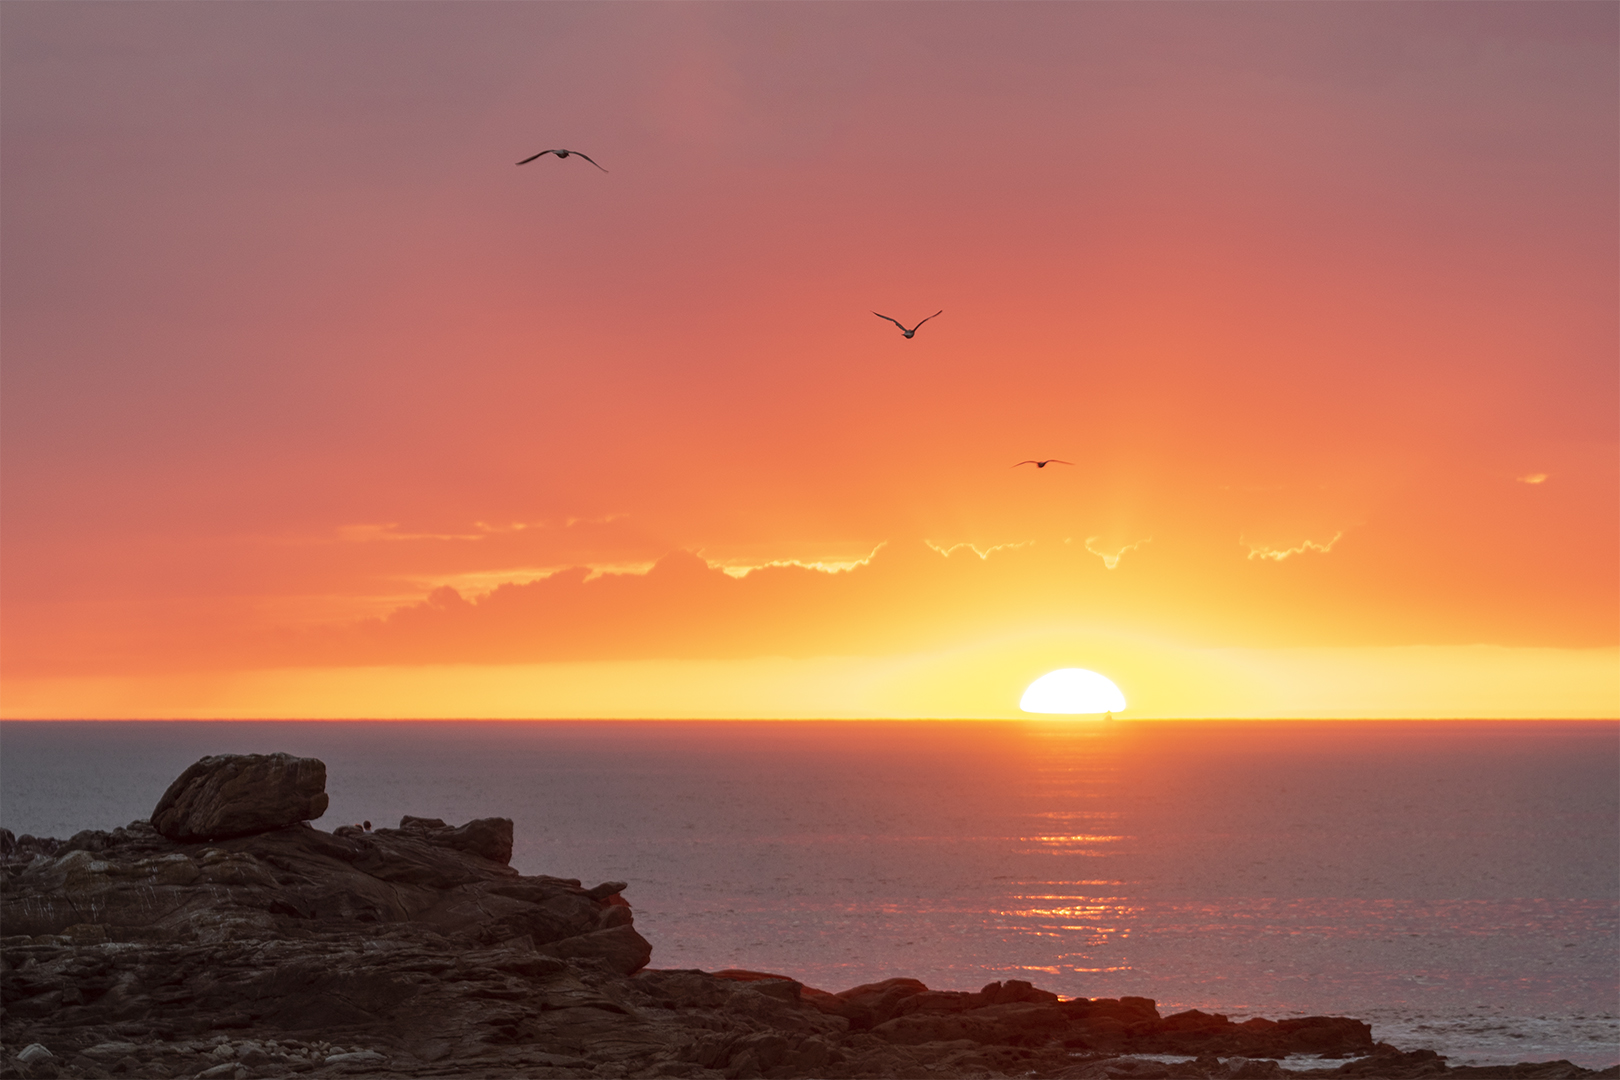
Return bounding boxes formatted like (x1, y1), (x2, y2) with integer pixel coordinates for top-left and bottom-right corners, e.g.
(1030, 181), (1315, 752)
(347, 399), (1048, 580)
(151, 753), (329, 842)
(2, 757), (1615, 1079)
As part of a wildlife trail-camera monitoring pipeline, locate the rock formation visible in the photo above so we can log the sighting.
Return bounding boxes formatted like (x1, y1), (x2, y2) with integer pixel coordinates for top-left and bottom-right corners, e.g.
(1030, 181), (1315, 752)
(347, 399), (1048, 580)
(2, 754), (1615, 1080)
(150, 754), (329, 843)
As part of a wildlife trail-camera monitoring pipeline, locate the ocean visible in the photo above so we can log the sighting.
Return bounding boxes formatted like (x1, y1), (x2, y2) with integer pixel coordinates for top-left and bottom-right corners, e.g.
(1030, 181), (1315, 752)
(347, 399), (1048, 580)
(1, 719), (1615, 1068)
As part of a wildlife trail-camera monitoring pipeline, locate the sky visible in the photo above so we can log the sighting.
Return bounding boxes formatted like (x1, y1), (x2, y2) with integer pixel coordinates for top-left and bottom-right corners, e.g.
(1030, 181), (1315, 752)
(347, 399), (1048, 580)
(2, 2), (1616, 719)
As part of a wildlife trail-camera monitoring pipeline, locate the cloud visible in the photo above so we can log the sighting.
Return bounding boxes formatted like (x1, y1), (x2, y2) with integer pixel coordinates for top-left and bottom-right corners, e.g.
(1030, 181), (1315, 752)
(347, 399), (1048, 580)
(1242, 531), (1344, 561)
(1083, 536), (1152, 570)
(276, 539), (1141, 667)
(339, 515), (633, 545)
(924, 540), (1034, 560)
(408, 562), (658, 597)
(704, 543), (887, 580)
(319, 514), (674, 607)
(1516, 473), (1549, 485)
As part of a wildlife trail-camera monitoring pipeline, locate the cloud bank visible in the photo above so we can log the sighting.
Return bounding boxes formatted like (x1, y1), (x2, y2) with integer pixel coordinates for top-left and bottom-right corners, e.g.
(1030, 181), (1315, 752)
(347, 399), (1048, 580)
(278, 540), (1175, 667)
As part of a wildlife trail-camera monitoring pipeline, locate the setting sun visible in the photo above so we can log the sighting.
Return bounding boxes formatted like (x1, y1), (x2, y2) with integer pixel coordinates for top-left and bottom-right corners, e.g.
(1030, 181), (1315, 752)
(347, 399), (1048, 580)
(1020, 668), (1127, 715)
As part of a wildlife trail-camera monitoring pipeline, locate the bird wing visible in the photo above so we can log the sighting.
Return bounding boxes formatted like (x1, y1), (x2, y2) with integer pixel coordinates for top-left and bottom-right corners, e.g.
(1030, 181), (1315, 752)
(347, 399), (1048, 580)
(1013, 461), (1041, 467)
(516, 150), (559, 165)
(912, 310), (943, 331)
(1045, 460), (1075, 466)
(572, 152), (609, 172)
(872, 312), (907, 329)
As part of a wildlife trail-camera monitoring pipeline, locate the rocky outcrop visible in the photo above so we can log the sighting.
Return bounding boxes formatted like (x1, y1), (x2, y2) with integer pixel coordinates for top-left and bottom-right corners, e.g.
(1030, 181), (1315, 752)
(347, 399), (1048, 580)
(393, 815), (513, 865)
(3, 757), (1616, 1080)
(785, 976), (1375, 1060)
(0, 816), (647, 975)
(151, 754), (329, 842)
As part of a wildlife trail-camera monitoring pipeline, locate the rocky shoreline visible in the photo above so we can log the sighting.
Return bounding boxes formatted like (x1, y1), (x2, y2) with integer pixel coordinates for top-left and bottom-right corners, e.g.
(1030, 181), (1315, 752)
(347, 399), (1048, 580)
(2, 753), (1614, 1080)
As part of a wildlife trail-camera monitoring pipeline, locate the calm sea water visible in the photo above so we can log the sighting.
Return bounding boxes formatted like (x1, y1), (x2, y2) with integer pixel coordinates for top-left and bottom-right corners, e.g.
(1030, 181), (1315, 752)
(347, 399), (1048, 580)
(1, 720), (1615, 1068)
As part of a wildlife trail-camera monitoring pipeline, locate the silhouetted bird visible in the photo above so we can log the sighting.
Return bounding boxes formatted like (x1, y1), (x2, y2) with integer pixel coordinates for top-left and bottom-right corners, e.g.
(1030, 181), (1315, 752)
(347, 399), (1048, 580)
(517, 149), (608, 172)
(873, 310), (942, 339)
(1014, 459), (1073, 469)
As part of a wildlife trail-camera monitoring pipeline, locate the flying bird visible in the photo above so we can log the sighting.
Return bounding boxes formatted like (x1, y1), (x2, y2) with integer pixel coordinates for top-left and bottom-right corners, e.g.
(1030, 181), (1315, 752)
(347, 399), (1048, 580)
(873, 310), (942, 339)
(516, 149), (608, 172)
(1014, 459), (1073, 468)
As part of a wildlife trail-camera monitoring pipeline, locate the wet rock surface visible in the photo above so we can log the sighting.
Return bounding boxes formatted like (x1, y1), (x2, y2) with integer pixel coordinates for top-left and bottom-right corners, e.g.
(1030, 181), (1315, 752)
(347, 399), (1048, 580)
(3, 757), (1615, 1080)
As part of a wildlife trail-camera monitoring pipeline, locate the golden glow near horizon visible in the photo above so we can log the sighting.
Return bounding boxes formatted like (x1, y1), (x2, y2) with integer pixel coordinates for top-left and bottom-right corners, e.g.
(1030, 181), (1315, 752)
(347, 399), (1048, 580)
(1, 5), (1615, 720)
(4, 641), (1615, 720)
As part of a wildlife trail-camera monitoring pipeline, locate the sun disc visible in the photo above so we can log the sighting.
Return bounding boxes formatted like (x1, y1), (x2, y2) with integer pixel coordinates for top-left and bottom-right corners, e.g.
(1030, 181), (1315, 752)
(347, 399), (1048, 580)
(1020, 668), (1126, 715)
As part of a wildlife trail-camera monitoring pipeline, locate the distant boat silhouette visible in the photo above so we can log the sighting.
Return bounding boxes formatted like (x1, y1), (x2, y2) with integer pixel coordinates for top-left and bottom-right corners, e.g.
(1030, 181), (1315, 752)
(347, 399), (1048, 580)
(516, 149), (608, 172)
(873, 310), (942, 339)
(1014, 459), (1073, 468)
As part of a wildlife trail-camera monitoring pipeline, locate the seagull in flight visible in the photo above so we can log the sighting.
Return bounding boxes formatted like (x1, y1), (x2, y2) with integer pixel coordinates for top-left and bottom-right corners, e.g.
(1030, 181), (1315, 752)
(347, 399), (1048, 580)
(1014, 459), (1073, 469)
(873, 310), (942, 339)
(516, 149), (608, 172)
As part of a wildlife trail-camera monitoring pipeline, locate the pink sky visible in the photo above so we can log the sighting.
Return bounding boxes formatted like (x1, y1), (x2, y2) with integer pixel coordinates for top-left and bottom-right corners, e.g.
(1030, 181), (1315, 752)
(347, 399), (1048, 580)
(3, 3), (1615, 717)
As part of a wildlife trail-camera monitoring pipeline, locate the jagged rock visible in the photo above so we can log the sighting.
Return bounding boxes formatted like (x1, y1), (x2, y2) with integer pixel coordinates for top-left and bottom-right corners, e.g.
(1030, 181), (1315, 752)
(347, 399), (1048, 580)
(150, 753), (329, 841)
(534, 922), (653, 973)
(0, 819), (653, 978)
(587, 880), (629, 900)
(325, 1050), (388, 1065)
(2, 831), (59, 864)
(398, 813), (514, 865)
(811, 976), (931, 1028)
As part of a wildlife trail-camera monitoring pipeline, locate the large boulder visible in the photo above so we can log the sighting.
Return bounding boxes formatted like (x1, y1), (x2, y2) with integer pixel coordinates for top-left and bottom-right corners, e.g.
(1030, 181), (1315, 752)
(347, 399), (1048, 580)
(151, 753), (329, 841)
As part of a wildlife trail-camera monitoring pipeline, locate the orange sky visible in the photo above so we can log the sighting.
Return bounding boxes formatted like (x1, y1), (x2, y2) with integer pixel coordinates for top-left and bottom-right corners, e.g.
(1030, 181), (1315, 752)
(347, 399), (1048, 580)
(2, 3), (1616, 718)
